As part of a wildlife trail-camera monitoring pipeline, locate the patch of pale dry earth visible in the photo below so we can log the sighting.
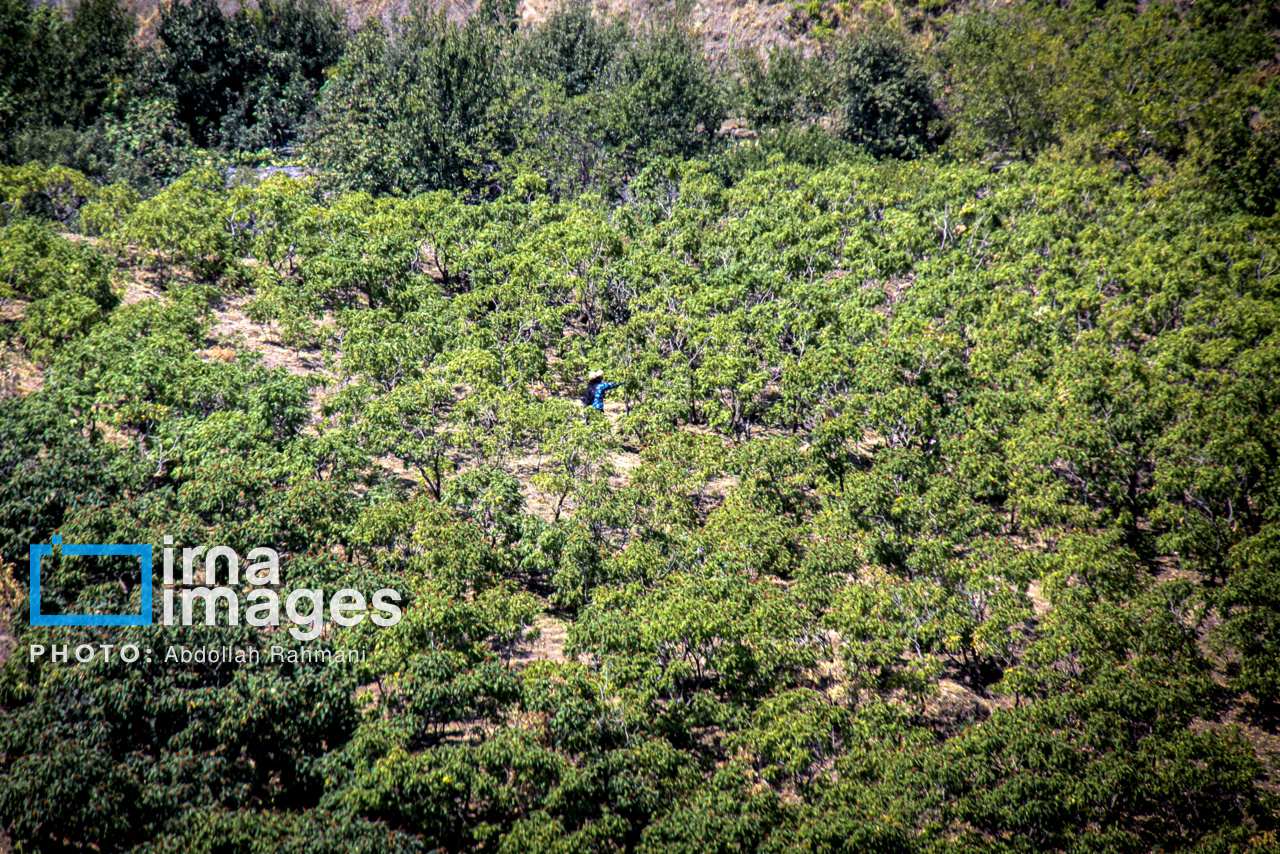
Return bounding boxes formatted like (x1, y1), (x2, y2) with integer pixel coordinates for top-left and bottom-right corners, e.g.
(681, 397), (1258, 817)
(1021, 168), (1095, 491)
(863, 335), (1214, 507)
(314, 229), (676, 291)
(0, 338), (41, 398)
(205, 292), (331, 377)
(512, 613), (570, 663)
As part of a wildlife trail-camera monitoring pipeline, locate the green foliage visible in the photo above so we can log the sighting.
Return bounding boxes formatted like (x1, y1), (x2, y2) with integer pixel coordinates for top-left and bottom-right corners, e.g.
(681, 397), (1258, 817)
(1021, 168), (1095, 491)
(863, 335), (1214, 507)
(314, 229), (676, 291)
(944, 0), (1280, 179)
(0, 0), (135, 163)
(0, 217), (117, 360)
(1215, 524), (1280, 709)
(1187, 66), (1280, 216)
(732, 45), (828, 130)
(150, 0), (248, 148)
(730, 28), (938, 161)
(78, 180), (139, 239)
(0, 161), (97, 224)
(132, 808), (424, 854)
(0, 392), (144, 569)
(709, 128), (861, 185)
(938, 668), (1263, 852)
(222, 0), (349, 150)
(309, 8), (504, 195)
(0, 219), (114, 305)
(123, 166), (232, 282)
(488, 82), (630, 200)
(2, 7), (1280, 849)
(517, 0), (621, 99)
(604, 23), (724, 161)
(942, 7), (1069, 161)
(727, 688), (853, 785)
(0, 623), (361, 850)
(831, 28), (939, 158)
(98, 97), (204, 190)
(19, 290), (105, 363)
(151, 0), (347, 150)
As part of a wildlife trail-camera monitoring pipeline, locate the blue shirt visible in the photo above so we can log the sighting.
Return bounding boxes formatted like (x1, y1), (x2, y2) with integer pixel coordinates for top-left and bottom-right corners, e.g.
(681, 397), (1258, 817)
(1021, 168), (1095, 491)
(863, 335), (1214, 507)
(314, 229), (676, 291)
(592, 381), (616, 410)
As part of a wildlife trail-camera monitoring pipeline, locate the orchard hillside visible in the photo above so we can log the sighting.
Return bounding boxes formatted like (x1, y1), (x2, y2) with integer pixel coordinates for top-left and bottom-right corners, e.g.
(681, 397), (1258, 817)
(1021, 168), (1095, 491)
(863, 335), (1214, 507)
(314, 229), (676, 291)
(0, 0), (1278, 851)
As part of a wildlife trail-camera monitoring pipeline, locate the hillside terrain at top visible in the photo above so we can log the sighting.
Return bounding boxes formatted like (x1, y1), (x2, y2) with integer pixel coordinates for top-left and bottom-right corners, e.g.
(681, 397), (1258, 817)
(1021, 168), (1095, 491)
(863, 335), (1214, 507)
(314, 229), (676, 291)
(124, 0), (810, 54)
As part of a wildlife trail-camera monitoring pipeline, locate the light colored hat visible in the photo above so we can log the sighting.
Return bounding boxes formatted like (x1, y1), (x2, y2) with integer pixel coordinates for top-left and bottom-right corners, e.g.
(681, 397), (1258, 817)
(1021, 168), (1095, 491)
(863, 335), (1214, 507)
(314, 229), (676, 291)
(588, 369), (604, 381)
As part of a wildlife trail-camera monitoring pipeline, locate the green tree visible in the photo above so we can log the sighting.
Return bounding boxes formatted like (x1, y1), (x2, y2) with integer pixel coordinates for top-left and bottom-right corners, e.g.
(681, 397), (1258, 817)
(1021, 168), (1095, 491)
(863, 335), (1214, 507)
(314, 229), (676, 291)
(308, 7), (504, 195)
(517, 0), (620, 99)
(603, 23), (723, 161)
(942, 7), (1067, 160)
(832, 29), (939, 158)
(0, 0), (134, 163)
(123, 166), (231, 282)
(220, 0), (349, 150)
(732, 45), (828, 130)
(150, 0), (248, 148)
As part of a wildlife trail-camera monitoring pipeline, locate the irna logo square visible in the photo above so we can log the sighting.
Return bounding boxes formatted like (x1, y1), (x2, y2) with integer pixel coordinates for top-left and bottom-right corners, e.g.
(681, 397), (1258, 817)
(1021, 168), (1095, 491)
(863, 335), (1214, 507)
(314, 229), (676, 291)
(28, 536), (153, 626)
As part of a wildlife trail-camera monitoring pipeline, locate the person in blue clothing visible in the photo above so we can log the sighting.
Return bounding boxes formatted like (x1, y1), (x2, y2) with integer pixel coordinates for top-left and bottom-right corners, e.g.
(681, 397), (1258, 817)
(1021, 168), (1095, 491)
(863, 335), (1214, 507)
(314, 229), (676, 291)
(582, 369), (616, 411)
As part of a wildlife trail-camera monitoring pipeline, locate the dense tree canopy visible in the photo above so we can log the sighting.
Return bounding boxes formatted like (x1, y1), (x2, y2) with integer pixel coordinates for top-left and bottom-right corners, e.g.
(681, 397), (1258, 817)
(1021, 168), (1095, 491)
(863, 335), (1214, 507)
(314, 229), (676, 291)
(1, 0), (1278, 851)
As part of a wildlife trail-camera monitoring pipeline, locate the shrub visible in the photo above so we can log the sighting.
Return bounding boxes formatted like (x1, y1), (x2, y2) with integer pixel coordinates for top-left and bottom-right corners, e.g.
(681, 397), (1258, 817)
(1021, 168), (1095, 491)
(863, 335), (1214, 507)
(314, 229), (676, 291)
(123, 167), (231, 282)
(308, 7), (504, 195)
(733, 45), (828, 130)
(831, 28), (939, 159)
(0, 219), (114, 307)
(19, 291), (104, 362)
(604, 23), (725, 161)
(516, 0), (621, 98)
